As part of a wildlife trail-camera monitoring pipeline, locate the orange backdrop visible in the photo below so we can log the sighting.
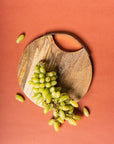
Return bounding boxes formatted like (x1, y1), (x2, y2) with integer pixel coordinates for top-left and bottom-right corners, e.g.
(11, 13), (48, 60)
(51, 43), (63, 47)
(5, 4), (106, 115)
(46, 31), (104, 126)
(0, 0), (114, 144)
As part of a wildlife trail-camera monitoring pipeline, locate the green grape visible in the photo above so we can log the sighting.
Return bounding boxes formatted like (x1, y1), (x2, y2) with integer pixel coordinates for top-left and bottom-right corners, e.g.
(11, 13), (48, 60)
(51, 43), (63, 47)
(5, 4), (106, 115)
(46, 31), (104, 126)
(51, 76), (58, 81)
(44, 104), (50, 114)
(46, 72), (54, 77)
(68, 108), (74, 114)
(45, 77), (51, 82)
(46, 83), (51, 88)
(40, 67), (46, 74)
(34, 66), (40, 73)
(48, 119), (55, 126)
(38, 88), (44, 92)
(32, 73), (39, 78)
(57, 117), (64, 124)
(40, 78), (45, 83)
(60, 102), (65, 106)
(59, 110), (65, 120)
(72, 114), (81, 121)
(83, 107), (90, 117)
(53, 109), (59, 118)
(59, 95), (69, 102)
(67, 118), (77, 126)
(32, 77), (40, 83)
(49, 103), (54, 110)
(34, 83), (40, 88)
(53, 71), (57, 76)
(69, 100), (78, 108)
(55, 87), (61, 91)
(50, 87), (55, 93)
(36, 96), (44, 105)
(59, 105), (71, 111)
(53, 121), (60, 132)
(55, 91), (61, 98)
(39, 73), (45, 78)
(32, 93), (42, 100)
(42, 89), (51, 103)
(52, 91), (56, 98)
(40, 83), (45, 88)
(51, 81), (57, 86)
(28, 81), (35, 87)
(32, 88), (39, 93)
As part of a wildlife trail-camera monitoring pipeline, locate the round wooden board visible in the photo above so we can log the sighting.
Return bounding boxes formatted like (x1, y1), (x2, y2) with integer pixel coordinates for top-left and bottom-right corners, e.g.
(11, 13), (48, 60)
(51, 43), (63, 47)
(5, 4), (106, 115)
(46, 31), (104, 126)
(18, 34), (92, 104)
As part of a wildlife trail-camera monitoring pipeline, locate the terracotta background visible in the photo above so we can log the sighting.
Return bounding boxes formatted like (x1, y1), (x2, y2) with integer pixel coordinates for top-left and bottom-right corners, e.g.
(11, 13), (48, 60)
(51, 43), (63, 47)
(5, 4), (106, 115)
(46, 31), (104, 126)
(0, 0), (114, 144)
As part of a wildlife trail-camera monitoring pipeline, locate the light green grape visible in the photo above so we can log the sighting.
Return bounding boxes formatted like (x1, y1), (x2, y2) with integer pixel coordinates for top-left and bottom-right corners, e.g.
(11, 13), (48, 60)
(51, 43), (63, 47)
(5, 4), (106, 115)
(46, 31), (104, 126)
(53, 109), (59, 118)
(53, 121), (60, 132)
(67, 118), (77, 126)
(40, 67), (46, 74)
(46, 83), (51, 88)
(51, 81), (57, 86)
(59, 95), (69, 102)
(48, 119), (55, 125)
(45, 77), (51, 82)
(40, 78), (45, 83)
(59, 110), (65, 120)
(50, 87), (55, 93)
(34, 66), (40, 73)
(57, 117), (64, 124)
(39, 73), (45, 78)
(32, 93), (42, 100)
(69, 100), (78, 108)
(44, 104), (50, 114)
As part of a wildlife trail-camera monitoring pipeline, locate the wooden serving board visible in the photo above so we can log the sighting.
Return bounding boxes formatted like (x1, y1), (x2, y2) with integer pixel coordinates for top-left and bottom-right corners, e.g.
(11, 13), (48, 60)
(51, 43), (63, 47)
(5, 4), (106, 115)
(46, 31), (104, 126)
(18, 34), (92, 104)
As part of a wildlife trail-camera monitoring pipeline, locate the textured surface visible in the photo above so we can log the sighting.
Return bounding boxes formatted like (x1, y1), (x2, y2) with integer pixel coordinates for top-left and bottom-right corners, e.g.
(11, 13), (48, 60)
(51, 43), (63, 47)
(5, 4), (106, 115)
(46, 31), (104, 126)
(0, 0), (114, 144)
(18, 35), (92, 103)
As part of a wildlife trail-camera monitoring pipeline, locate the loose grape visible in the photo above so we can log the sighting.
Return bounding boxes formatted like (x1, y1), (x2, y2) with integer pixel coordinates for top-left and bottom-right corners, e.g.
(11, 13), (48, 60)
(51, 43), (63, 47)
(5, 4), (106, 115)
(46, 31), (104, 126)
(46, 83), (51, 88)
(83, 107), (90, 117)
(16, 34), (25, 43)
(51, 81), (57, 86)
(69, 100), (78, 108)
(45, 77), (51, 82)
(50, 87), (55, 93)
(40, 78), (45, 83)
(15, 94), (25, 102)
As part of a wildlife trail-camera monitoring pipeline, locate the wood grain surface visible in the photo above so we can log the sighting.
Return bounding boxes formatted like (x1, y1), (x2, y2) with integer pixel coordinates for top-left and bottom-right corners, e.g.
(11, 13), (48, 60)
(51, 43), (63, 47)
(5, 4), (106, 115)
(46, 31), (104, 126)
(18, 34), (92, 104)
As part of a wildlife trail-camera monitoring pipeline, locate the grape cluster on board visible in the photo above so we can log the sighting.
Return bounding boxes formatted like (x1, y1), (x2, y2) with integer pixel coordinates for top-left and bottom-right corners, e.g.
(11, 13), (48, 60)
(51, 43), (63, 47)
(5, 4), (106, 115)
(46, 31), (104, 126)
(28, 61), (81, 132)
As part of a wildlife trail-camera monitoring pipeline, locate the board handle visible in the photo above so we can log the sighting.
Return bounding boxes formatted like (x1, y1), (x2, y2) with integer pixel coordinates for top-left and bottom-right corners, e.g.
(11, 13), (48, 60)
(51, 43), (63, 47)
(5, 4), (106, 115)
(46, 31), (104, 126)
(43, 32), (89, 54)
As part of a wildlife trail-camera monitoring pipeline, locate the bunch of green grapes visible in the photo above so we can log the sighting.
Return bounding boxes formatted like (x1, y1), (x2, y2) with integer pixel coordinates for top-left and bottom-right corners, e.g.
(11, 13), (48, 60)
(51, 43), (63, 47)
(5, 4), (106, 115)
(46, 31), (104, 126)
(29, 61), (81, 132)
